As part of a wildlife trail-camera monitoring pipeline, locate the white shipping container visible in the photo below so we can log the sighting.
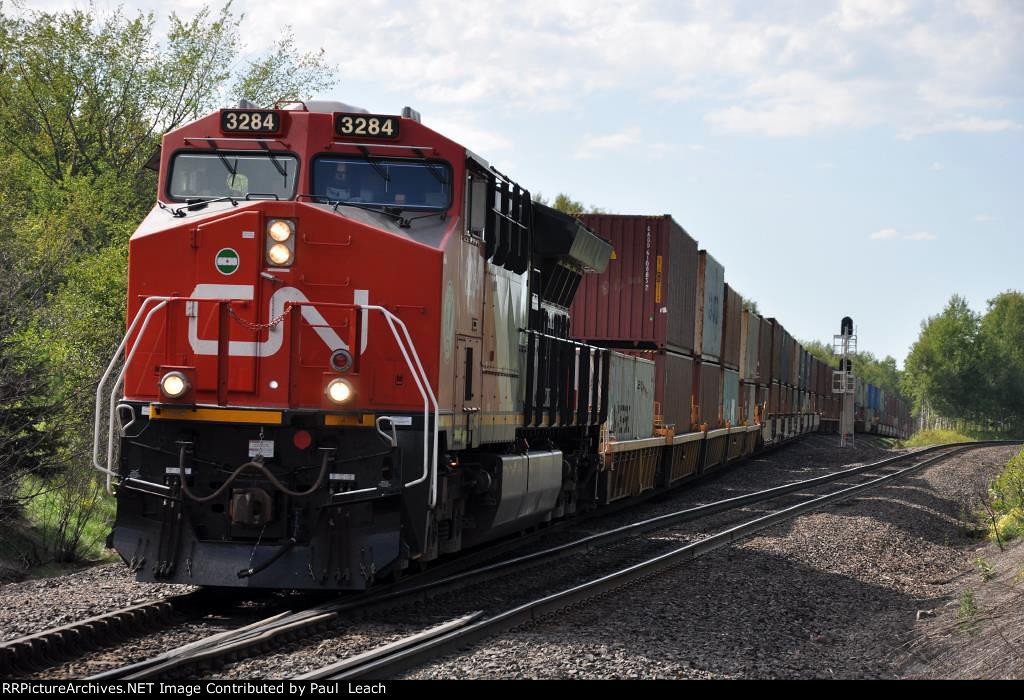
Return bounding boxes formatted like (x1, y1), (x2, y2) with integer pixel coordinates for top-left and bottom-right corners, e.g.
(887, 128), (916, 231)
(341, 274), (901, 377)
(605, 352), (656, 440)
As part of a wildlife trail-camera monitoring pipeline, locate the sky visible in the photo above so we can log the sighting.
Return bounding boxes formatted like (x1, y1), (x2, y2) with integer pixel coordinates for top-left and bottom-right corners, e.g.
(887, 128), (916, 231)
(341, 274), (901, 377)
(28, 0), (1024, 365)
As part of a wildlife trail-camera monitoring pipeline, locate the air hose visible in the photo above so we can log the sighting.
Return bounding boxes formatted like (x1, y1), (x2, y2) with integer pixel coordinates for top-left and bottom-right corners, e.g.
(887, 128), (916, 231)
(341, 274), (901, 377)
(176, 446), (332, 502)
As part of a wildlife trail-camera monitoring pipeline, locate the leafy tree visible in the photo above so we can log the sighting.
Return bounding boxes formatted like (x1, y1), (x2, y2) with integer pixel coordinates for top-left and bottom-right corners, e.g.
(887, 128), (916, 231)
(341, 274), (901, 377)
(742, 299), (760, 315)
(803, 340), (835, 367)
(902, 294), (985, 420)
(553, 193), (585, 216)
(0, 1), (337, 562)
(533, 192), (607, 216)
(977, 292), (1024, 424)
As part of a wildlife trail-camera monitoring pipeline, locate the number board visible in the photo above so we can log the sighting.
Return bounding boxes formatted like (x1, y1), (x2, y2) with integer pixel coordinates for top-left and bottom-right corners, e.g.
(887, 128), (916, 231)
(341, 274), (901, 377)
(334, 113), (400, 139)
(220, 109), (282, 134)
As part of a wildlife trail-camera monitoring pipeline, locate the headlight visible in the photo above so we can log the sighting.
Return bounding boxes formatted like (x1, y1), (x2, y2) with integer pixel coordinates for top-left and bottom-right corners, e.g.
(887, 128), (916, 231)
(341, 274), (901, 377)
(268, 219), (293, 242)
(160, 371), (190, 399)
(267, 243), (293, 265)
(325, 378), (354, 404)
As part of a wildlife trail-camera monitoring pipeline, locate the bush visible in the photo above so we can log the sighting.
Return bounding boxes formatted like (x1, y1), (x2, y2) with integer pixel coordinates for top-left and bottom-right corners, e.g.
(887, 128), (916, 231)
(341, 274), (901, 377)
(901, 429), (973, 448)
(17, 474), (116, 564)
(988, 448), (1024, 543)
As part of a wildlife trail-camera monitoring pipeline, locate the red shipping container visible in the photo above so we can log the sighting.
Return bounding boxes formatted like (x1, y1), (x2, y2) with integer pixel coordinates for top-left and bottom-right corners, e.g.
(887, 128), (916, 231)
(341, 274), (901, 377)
(572, 214), (697, 354)
(721, 284), (742, 371)
(694, 360), (723, 430)
(758, 316), (773, 386)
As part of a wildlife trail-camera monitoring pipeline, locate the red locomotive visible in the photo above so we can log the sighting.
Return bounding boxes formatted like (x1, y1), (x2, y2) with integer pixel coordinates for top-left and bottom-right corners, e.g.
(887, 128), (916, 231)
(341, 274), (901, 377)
(93, 100), (910, 590)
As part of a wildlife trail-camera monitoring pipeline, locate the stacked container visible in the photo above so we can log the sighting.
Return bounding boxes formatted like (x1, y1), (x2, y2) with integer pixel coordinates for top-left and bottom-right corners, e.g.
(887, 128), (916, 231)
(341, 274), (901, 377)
(573, 214), (702, 433)
(739, 307), (761, 425)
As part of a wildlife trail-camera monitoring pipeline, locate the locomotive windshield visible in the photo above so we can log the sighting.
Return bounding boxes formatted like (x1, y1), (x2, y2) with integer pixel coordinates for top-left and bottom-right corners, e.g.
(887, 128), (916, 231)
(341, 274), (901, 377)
(312, 157), (451, 210)
(168, 152), (298, 200)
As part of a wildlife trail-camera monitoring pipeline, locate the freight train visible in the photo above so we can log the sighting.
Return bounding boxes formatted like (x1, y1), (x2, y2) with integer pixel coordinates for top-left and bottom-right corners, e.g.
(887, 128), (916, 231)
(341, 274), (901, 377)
(93, 101), (911, 590)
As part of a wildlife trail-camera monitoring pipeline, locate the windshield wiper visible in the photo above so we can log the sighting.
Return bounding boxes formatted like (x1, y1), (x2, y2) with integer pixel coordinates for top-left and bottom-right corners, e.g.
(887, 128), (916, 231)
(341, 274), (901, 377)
(356, 146), (390, 183)
(205, 139), (239, 188)
(329, 200), (410, 228)
(158, 196), (239, 217)
(259, 141), (288, 178)
(411, 148), (448, 185)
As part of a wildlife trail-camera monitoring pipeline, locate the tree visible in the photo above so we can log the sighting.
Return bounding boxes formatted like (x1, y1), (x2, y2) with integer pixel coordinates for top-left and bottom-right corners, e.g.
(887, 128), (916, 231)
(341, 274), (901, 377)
(743, 299), (760, 315)
(0, 1), (338, 562)
(0, 3), (335, 187)
(533, 192), (607, 216)
(977, 292), (1024, 425)
(902, 294), (985, 420)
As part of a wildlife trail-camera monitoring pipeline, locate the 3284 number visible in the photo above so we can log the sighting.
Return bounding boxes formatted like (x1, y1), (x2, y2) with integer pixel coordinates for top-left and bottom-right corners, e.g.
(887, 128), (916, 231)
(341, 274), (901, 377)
(335, 114), (399, 139)
(220, 110), (280, 133)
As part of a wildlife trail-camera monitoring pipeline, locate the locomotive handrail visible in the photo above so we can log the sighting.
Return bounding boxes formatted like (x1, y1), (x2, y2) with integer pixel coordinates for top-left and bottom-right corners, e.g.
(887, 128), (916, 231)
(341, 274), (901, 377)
(286, 300), (440, 509)
(93, 296), (171, 493)
(94, 295), (440, 509)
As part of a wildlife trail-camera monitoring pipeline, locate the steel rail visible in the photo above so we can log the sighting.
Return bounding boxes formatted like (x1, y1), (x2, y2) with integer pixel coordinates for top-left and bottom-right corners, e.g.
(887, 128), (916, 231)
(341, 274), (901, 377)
(0, 590), (210, 676)
(81, 439), (1010, 681)
(316, 441), (1015, 680)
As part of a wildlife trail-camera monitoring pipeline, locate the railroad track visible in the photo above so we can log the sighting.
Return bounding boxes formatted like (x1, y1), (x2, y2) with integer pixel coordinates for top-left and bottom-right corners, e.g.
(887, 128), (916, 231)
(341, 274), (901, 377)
(0, 430), (809, 679)
(73, 439), (1013, 681)
(304, 440), (1015, 680)
(0, 590), (210, 677)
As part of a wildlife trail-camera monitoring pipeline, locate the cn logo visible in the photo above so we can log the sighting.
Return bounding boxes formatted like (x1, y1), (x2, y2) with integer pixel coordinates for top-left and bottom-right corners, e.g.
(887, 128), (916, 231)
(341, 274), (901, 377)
(185, 284), (369, 357)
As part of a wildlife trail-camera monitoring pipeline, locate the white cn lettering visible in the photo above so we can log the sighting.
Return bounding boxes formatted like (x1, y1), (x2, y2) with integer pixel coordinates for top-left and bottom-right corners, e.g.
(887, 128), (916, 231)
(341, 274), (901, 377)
(186, 284), (369, 357)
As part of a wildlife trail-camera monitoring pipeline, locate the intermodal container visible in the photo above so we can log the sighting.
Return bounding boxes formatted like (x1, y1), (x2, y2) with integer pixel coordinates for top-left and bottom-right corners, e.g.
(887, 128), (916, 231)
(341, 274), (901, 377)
(694, 360), (723, 429)
(721, 284), (743, 371)
(622, 349), (695, 433)
(573, 214), (698, 354)
(605, 351), (656, 441)
(757, 316), (772, 386)
(770, 380), (781, 415)
(722, 367), (740, 426)
(695, 250), (725, 362)
(778, 328), (793, 386)
(739, 309), (761, 383)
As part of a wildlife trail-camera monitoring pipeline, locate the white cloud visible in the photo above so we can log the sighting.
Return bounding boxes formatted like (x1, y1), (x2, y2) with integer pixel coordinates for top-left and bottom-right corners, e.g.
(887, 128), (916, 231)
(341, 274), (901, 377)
(870, 228), (936, 241)
(974, 213), (993, 222)
(929, 162), (944, 171)
(574, 127), (701, 160)
(27, 0), (1024, 140)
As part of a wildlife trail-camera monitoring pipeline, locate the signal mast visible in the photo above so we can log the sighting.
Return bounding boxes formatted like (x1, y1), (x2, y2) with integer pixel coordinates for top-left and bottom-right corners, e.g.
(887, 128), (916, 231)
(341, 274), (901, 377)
(832, 316), (857, 446)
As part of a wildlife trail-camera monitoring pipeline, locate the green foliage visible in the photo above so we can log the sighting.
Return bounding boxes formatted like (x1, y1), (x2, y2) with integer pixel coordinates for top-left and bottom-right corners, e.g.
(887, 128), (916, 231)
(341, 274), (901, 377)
(0, 1), (337, 564)
(802, 339), (904, 401)
(987, 447), (1024, 544)
(17, 475), (116, 563)
(533, 192), (607, 215)
(973, 557), (995, 582)
(957, 588), (978, 632)
(899, 428), (972, 447)
(903, 295), (984, 418)
(230, 28), (336, 107)
(803, 340), (836, 368)
(903, 292), (1024, 430)
(742, 299), (760, 315)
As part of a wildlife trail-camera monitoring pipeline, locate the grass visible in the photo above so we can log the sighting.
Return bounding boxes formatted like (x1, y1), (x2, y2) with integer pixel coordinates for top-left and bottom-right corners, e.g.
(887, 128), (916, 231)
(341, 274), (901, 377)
(973, 557), (995, 582)
(899, 428), (974, 448)
(986, 447), (1024, 545)
(957, 588), (978, 633)
(15, 474), (117, 564)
